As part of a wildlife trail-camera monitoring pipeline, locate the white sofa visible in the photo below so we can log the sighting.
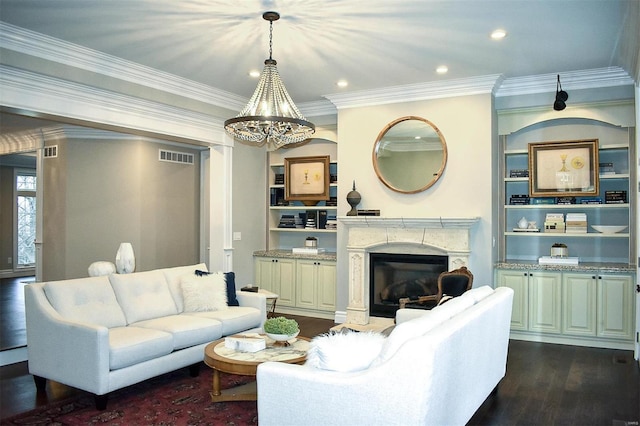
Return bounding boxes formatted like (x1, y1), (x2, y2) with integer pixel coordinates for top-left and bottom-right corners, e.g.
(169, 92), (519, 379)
(24, 263), (266, 409)
(257, 285), (514, 426)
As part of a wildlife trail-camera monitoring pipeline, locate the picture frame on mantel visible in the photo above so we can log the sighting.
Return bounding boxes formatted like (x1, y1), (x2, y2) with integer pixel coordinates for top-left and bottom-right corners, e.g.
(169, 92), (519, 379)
(285, 155), (330, 205)
(528, 139), (599, 197)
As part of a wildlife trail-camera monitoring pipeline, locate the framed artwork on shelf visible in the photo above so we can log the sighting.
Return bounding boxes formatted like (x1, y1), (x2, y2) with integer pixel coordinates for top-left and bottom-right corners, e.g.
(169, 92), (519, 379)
(528, 139), (599, 197)
(285, 155), (330, 205)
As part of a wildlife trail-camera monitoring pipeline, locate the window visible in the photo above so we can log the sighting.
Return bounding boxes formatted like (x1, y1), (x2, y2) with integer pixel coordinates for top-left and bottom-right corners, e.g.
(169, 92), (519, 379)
(16, 171), (36, 267)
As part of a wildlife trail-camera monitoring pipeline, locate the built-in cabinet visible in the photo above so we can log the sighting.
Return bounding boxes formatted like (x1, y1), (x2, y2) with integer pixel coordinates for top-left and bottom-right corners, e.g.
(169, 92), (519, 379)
(267, 141), (338, 252)
(496, 102), (637, 350)
(497, 267), (635, 349)
(254, 252), (336, 319)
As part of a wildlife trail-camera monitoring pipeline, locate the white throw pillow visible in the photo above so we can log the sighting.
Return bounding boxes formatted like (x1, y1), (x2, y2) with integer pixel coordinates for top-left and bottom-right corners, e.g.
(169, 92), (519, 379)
(306, 331), (386, 372)
(180, 272), (228, 312)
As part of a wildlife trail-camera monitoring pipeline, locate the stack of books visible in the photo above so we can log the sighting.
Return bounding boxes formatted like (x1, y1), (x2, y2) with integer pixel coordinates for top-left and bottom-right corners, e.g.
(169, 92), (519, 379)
(544, 213), (565, 233)
(599, 162), (615, 175)
(278, 214), (297, 228)
(509, 169), (529, 178)
(565, 212), (587, 233)
(605, 190), (627, 204)
(325, 215), (337, 230)
(274, 174), (284, 185)
(509, 194), (530, 205)
(556, 196), (576, 205)
(580, 197), (603, 204)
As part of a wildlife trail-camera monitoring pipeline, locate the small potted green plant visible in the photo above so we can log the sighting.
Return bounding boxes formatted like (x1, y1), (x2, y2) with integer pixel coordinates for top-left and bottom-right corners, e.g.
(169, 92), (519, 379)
(263, 316), (299, 344)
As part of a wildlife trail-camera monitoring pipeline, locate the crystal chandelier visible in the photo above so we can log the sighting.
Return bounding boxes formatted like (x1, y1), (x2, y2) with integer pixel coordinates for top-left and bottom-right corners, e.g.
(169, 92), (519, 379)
(224, 11), (315, 149)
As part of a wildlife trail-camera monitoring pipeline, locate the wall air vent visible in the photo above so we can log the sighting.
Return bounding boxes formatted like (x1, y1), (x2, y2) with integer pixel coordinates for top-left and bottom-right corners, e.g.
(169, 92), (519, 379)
(158, 149), (194, 165)
(43, 145), (58, 158)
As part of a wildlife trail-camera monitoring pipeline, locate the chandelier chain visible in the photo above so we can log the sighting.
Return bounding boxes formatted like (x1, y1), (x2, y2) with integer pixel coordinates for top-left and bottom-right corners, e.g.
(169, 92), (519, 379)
(269, 20), (273, 60)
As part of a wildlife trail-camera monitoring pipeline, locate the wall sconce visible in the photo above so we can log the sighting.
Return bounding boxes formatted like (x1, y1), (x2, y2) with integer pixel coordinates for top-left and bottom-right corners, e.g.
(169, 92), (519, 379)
(554, 74), (568, 111)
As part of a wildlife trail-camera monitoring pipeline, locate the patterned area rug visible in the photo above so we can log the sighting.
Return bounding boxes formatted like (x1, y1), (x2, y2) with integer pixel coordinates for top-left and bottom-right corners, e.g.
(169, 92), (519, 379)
(2, 365), (258, 425)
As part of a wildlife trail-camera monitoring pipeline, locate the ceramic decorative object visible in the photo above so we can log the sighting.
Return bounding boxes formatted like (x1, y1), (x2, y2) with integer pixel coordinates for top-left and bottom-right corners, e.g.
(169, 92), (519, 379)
(591, 225), (627, 234)
(115, 242), (136, 274)
(346, 181), (361, 216)
(266, 330), (300, 343)
(88, 261), (116, 277)
(517, 217), (529, 229)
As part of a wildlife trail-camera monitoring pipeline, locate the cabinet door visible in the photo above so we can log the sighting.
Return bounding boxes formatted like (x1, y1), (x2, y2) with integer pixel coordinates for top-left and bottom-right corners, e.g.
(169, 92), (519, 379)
(295, 260), (317, 309)
(529, 272), (562, 334)
(255, 258), (276, 293)
(597, 274), (634, 340)
(496, 269), (528, 331)
(275, 258), (296, 307)
(562, 273), (597, 336)
(316, 261), (336, 311)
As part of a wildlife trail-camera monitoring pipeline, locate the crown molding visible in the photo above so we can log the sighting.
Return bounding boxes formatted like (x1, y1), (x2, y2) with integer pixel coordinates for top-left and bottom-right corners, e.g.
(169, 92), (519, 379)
(0, 22), (246, 112)
(496, 67), (634, 97)
(323, 74), (504, 109)
(0, 65), (228, 147)
(298, 99), (338, 117)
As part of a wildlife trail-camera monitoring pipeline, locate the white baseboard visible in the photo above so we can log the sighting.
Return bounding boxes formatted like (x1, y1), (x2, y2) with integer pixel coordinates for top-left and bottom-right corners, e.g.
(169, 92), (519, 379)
(0, 347), (27, 366)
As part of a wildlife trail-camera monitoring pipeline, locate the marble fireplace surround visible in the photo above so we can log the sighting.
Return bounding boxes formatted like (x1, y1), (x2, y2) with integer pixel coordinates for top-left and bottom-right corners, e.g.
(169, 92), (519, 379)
(339, 216), (479, 325)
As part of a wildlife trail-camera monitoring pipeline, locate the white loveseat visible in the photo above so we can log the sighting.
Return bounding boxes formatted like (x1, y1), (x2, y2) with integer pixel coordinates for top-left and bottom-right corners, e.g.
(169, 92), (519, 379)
(24, 263), (266, 409)
(257, 285), (514, 426)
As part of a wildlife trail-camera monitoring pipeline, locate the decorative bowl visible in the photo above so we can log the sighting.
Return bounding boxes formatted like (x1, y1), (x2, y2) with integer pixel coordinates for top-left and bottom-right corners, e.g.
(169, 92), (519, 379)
(591, 225), (628, 234)
(266, 330), (299, 342)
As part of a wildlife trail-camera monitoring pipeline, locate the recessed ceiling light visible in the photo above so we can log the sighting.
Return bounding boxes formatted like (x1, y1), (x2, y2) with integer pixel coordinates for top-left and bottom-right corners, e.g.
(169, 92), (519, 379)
(249, 70), (260, 78)
(436, 65), (448, 74)
(337, 80), (348, 88)
(490, 29), (507, 40)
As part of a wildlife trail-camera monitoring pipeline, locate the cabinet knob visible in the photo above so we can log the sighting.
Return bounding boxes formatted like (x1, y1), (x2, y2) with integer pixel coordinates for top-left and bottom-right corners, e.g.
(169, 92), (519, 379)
(592, 276), (596, 279)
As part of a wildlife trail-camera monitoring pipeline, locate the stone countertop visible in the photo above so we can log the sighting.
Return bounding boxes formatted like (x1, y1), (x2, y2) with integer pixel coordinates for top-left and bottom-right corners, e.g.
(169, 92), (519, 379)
(253, 250), (337, 261)
(495, 261), (636, 273)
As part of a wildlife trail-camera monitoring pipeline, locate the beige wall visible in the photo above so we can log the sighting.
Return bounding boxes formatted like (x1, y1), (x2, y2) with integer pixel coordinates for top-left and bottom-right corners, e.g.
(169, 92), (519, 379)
(335, 94), (496, 312)
(43, 135), (202, 280)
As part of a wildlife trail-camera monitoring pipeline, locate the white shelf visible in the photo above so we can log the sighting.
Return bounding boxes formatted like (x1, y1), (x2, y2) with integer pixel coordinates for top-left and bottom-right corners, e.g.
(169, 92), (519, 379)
(271, 206), (337, 211)
(505, 174), (629, 182)
(505, 232), (629, 238)
(505, 203), (629, 209)
(270, 228), (336, 233)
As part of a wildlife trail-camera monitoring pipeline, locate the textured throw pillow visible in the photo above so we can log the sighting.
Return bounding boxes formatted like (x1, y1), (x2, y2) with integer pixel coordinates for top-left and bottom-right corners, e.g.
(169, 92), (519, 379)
(195, 270), (239, 306)
(305, 330), (386, 372)
(180, 273), (228, 312)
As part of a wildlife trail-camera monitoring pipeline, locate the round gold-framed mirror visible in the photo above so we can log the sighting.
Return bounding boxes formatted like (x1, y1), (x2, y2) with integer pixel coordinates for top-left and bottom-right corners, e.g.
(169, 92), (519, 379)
(372, 116), (448, 194)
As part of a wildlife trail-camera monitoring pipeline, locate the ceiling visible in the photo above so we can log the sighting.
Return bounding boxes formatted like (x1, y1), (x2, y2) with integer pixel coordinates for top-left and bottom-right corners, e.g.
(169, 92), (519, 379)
(1, 0), (637, 108)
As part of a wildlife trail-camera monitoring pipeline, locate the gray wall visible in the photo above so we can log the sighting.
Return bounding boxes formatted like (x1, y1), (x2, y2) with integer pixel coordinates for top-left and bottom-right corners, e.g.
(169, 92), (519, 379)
(43, 134), (202, 280)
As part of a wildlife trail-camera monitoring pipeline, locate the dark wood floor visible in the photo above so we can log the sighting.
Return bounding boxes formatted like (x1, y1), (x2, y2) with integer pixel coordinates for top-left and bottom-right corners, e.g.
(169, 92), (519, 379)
(0, 276), (33, 350)
(0, 278), (638, 424)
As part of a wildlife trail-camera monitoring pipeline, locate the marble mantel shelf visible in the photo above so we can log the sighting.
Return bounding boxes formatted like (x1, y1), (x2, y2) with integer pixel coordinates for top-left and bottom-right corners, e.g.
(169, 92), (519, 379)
(338, 216), (480, 229)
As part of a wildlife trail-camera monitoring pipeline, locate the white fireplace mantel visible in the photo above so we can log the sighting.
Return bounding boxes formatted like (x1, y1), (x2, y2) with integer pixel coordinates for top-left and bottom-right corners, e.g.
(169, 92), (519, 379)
(338, 216), (480, 325)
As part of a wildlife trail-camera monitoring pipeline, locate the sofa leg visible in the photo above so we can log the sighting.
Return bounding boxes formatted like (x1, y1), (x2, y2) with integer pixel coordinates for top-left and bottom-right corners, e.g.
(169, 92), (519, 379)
(94, 394), (108, 411)
(189, 363), (200, 377)
(33, 375), (47, 393)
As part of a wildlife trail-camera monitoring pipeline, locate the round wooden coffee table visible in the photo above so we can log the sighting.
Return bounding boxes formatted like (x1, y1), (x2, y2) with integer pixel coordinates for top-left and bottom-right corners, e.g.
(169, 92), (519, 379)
(203, 335), (310, 402)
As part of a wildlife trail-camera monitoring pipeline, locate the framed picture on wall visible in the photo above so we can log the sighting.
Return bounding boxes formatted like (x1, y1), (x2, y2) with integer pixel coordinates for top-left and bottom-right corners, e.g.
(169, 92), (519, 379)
(285, 155), (330, 205)
(528, 139), (599, 197)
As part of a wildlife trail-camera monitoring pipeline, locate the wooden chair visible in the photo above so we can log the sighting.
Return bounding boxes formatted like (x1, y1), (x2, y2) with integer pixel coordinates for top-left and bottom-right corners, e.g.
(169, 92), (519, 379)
(399, 266), (474, 309)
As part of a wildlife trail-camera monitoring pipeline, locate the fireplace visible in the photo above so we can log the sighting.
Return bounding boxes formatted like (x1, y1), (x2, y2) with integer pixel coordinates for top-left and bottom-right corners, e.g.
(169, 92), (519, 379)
(369, 253), (448, 318)
(339, 216), (478, 325)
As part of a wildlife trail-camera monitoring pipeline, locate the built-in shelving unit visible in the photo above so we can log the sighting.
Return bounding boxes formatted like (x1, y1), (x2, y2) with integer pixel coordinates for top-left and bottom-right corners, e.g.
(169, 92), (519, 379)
(495, 103), (636, 350)
(499, 118), (635, 264)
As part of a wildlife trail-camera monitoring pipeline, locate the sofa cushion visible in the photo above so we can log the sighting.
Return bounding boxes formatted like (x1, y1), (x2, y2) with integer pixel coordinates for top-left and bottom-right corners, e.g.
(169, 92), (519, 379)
(306, 331), (386, 372)
(184, 307), (261, 336)
(108, 326), (174, 370)
(133, 315), (222, 350)
(430, 293), (476, 319)
(461, 285), (494, 303)
(180, 272), (228, 312)
(44, 276), (126, 328)
(222, 271), (240, 306)
(372, 310), (450, 365)
(109, 270), (178, 324)
(160, 263), (208, 312)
